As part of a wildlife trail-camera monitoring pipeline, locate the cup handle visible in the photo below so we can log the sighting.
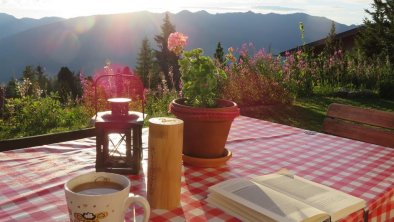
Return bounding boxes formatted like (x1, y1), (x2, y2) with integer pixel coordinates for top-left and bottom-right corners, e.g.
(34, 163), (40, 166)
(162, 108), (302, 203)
(124, 194), (150, 222)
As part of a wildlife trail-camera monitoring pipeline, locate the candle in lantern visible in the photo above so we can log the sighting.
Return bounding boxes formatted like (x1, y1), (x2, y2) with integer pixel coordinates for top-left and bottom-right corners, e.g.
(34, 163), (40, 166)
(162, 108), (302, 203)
(108, 98), (131, 117)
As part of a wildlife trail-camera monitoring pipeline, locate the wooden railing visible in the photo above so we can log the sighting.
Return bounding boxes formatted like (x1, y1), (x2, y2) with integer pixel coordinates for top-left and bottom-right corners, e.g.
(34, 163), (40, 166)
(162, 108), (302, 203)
(0, 128), (96, 152)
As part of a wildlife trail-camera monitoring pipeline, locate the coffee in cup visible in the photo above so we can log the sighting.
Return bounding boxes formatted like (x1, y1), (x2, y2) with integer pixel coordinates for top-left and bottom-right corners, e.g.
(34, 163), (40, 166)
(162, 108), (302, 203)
(72, 181), (124, 195)
(64, 172), (150, 222)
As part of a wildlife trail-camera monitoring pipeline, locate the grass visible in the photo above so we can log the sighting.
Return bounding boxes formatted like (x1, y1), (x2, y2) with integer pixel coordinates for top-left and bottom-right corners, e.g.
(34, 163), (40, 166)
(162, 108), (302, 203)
(242, 95), (394, 132)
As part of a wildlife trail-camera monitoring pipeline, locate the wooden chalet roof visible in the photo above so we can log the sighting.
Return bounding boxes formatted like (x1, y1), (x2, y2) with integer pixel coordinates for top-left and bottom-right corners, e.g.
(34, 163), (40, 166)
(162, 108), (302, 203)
(279, 26), (361, 56)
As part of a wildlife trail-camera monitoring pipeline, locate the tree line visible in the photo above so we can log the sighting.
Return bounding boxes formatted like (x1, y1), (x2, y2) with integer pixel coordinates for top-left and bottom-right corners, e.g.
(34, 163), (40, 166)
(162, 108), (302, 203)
(1, 66), (82, 100)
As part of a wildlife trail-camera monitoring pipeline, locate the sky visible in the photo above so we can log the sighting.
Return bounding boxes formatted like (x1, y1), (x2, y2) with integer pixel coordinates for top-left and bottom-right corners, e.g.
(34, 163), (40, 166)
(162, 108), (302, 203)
(0, 0), (373, 25)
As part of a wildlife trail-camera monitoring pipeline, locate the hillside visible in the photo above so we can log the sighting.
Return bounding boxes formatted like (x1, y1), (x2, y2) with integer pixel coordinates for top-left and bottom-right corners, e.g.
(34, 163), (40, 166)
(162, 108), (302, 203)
(0, 13), (63, 40)
(0, 11), (356, 83)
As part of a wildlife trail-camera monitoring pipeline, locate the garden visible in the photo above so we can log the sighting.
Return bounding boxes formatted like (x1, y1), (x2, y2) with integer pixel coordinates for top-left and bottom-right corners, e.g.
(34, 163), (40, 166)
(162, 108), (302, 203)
(1, 36), (393, 141)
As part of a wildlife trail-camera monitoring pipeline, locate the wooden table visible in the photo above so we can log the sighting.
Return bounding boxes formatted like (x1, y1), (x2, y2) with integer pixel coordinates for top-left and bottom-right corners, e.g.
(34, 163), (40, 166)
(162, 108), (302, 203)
(0, 116), (393, 221)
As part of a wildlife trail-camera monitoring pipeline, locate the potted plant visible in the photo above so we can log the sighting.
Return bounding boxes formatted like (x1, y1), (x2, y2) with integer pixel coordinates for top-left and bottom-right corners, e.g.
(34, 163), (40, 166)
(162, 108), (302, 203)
(167, 32), (240, 167)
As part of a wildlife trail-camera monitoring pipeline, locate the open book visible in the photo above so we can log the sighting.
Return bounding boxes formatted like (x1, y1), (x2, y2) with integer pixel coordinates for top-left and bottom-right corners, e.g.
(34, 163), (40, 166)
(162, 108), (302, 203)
(207, 170), (366, 222)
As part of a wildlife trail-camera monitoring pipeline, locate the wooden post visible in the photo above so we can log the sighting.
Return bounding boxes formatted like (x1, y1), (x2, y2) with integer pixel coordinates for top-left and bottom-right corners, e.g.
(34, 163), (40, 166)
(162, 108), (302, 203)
(147, 117), (184, 210)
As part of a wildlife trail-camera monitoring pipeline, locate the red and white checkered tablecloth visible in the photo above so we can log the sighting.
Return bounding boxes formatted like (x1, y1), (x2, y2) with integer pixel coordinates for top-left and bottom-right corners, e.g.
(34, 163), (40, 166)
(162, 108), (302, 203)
(0, 116), (393, 222)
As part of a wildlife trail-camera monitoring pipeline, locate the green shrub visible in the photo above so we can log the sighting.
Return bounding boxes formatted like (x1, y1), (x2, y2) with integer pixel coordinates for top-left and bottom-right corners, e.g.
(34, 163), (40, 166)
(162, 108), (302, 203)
(379, 80), (394, 100)
(221, 44), (293, 106)
(144, 90), (178, 124)
(1, 94), (91, 139)
(280, 46), (393, 98)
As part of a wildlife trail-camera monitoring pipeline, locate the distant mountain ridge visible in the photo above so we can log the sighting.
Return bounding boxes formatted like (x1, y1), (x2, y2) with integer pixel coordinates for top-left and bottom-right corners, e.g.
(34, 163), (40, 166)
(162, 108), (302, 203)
(0, 13), (64, 40)
(0, 11), (356, 83)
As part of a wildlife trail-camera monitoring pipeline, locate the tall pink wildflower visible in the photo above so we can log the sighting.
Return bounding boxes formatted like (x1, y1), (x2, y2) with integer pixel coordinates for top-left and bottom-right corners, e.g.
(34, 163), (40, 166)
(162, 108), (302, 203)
(168, 32), (188, 56)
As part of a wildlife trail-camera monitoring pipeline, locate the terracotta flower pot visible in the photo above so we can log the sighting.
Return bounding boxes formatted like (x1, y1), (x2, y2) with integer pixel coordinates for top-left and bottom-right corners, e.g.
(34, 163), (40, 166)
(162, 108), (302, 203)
(169, 98), (240, 166)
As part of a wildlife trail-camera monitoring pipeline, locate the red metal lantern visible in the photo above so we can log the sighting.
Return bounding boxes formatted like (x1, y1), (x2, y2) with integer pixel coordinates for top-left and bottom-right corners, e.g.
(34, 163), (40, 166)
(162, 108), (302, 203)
(92, 65), (145, 174)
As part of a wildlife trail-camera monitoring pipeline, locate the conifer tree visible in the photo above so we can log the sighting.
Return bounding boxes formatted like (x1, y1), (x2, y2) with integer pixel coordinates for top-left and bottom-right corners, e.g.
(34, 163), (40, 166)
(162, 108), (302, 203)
(357, 0), (394, 64)
(154, 13), (181, 90)
(18, 65), (52, 97)
(214, 42), (225, 65)
(35, 65), (52, 95)
(136, 37), (157, 89)
(324, 22), (341, 55)
(5, 78), (17, 98)
(57, 67), (81, 103)
(22, 65), (37, 82)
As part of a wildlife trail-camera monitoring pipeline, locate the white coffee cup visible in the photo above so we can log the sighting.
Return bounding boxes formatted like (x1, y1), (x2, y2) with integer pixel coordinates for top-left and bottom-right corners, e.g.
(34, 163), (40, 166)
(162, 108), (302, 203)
(64, 172), (150, 222)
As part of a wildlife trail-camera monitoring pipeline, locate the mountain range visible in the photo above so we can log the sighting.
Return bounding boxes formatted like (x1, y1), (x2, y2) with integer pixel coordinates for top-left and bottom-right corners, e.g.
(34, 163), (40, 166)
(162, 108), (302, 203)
(0, 11), (356, 83)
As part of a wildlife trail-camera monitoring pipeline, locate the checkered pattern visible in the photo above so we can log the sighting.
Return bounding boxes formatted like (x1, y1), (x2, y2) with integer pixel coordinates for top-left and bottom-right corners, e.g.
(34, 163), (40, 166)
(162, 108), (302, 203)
(0, 116), (393, 221)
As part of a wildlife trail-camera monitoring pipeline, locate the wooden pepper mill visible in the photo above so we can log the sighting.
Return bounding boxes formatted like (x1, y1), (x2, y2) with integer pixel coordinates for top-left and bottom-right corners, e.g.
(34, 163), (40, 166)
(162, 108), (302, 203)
(147, 117), (184, 210)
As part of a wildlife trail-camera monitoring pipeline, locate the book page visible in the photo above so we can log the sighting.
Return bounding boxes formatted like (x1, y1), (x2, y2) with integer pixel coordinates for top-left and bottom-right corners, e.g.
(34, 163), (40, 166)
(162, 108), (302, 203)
(207, 193), (276, 222)
(208, 178), (329, 222)
(252, 174), (366, 221)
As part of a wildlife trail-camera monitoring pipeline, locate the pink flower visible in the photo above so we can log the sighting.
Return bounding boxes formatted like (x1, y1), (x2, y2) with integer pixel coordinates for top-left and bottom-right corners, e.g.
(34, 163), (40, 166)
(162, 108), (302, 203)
(168, 32), (188, 56)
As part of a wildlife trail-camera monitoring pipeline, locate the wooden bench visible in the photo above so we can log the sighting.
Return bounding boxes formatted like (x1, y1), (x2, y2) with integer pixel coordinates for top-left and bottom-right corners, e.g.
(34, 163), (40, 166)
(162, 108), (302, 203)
(323, 103), (394, 148)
